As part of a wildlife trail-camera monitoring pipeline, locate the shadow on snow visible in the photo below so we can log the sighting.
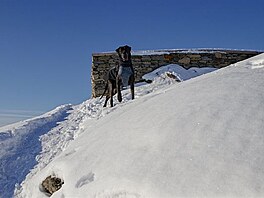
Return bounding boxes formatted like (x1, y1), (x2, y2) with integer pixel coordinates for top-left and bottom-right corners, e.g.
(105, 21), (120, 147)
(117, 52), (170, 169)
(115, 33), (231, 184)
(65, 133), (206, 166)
(0, 108), (71, 198)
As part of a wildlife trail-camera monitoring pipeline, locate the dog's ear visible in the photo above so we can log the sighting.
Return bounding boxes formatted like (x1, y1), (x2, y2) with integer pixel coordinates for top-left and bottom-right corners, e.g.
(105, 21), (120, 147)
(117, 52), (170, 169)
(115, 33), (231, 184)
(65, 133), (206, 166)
(125, 45), (131, 52)
(115, 47), (120, 53)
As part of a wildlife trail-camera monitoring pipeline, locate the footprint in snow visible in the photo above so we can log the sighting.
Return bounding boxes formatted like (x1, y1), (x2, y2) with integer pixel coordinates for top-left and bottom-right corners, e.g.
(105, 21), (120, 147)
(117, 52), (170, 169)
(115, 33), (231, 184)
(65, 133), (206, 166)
(75, 172), (95, 188)
(64, 149), (77, 157)
(0, 131), (13, 141)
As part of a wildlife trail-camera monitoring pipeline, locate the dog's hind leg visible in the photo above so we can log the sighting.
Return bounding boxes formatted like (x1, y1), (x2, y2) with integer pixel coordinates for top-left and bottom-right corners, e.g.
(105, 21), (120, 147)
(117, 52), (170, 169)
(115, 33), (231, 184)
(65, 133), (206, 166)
(100, 83), (108, 100)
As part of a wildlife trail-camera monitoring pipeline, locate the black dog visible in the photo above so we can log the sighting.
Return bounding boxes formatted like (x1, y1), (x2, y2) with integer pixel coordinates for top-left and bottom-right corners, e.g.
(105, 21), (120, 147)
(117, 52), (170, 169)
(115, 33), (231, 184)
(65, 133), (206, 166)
(116, 45), (135, 102)
(101, 45), (135, 107)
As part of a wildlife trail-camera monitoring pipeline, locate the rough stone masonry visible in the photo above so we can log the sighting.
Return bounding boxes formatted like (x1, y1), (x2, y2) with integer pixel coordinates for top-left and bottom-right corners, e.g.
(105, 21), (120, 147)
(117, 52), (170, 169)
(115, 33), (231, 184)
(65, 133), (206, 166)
(91, 49), (262, 97)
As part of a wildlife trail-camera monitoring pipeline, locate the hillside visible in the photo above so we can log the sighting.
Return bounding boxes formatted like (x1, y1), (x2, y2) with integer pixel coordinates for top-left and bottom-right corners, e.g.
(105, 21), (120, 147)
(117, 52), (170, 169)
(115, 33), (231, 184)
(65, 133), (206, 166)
(1, 54), (264, 198)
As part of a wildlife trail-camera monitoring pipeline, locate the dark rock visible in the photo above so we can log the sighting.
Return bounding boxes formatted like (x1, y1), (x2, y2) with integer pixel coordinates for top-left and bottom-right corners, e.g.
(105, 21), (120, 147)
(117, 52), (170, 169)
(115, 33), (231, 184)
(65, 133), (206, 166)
(42, 176), (64, 196)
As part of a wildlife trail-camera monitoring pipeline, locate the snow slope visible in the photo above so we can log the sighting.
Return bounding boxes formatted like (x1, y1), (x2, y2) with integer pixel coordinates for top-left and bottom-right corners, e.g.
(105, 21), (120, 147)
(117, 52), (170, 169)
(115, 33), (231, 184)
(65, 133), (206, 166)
(0, 105), (72, 198)
(2, 54), (264, 197)
(1, 64), (214, 198)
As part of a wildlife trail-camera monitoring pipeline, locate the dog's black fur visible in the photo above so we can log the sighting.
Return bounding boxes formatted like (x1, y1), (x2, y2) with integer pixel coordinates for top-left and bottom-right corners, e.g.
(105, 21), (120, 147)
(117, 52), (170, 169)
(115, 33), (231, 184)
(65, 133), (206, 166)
(101, 45), (135, 107)
(116, 45), (135, 103)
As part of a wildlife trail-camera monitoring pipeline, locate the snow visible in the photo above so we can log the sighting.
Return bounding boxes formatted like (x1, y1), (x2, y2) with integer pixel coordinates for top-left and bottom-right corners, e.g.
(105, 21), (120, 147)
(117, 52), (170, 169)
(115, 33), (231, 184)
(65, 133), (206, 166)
(96, 48), (263, 56)
(142, 64), (217, 82)
(131, 49), (215, 55)
(1, 53), (264, 198)
(0, 105), (72, 198)
(246, 58), (264, 69)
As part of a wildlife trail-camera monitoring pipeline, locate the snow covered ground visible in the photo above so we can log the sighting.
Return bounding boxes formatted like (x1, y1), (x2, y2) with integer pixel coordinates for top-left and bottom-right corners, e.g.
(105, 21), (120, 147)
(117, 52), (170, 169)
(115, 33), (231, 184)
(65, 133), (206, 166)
(1, 54), (264, 197)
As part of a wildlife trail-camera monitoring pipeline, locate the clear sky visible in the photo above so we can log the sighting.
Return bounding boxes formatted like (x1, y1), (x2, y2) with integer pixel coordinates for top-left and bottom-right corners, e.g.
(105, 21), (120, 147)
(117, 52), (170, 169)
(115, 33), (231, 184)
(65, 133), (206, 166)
(0, 0), (264, 127)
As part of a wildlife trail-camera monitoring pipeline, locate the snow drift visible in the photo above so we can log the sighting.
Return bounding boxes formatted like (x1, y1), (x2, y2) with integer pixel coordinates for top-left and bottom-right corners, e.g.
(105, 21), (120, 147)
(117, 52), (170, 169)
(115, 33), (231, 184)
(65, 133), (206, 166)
(2, 54), (264, 198)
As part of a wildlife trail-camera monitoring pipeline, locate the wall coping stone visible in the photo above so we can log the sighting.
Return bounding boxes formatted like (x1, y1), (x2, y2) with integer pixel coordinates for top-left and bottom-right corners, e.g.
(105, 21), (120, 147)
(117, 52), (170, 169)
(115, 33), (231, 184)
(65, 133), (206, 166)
(92, 48), (263, 56)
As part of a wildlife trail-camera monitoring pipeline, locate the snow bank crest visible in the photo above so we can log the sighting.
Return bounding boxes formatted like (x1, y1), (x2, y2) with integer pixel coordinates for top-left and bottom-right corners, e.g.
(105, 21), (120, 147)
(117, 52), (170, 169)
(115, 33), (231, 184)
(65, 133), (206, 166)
(143, 64), (217, 82)
(246, 55), (264, 69)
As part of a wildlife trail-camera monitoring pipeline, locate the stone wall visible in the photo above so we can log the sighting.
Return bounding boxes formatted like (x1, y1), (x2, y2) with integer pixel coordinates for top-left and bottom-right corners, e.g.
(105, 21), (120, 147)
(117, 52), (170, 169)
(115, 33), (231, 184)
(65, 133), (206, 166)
(91, 49), (261, 97)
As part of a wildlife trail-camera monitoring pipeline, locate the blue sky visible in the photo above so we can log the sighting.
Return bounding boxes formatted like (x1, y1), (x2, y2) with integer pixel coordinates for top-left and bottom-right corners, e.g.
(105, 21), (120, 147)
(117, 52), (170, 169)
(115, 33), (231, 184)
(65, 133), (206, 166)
(0, 0), (264, 126)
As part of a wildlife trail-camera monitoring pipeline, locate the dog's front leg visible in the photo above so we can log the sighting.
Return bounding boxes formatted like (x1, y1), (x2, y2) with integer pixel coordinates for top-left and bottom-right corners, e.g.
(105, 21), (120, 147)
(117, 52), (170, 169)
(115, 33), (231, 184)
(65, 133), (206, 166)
(116, 76), (122, 102)
(109, 82), (114, 107)
(131, 83), (135, 100)
(103, 95), (110, 107)
(130, 75), (135, 100)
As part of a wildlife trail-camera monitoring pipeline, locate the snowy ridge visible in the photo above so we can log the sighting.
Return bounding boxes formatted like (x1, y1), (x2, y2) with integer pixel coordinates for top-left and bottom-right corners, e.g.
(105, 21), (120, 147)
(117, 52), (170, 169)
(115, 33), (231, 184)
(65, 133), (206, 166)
(0, 64), (214, 198)
(143, 64), (217, 82)
(246, 58), (264, 69)
(12, 65), (188, 198)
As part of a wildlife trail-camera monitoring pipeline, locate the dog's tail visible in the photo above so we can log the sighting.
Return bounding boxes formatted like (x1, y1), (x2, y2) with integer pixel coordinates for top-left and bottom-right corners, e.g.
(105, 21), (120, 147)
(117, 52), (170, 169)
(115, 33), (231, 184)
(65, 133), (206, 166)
(100, 83), (108, 99)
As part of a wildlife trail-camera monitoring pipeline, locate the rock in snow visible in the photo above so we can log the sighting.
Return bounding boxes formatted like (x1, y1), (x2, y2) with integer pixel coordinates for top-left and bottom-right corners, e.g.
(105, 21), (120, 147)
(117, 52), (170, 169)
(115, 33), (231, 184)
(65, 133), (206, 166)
(1, 54), (264, 198)
(41, 175), (64, 196)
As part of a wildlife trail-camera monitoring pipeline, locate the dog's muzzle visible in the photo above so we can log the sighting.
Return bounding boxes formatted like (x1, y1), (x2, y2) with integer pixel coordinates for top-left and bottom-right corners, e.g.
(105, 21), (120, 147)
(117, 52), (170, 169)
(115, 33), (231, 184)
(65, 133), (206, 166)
(121, 53), (129, 61)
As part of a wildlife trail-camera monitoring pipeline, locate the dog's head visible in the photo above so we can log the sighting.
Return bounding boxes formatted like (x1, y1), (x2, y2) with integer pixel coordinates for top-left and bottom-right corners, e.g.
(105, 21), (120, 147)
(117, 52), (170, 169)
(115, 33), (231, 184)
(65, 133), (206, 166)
(116, 45), (132, 62)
